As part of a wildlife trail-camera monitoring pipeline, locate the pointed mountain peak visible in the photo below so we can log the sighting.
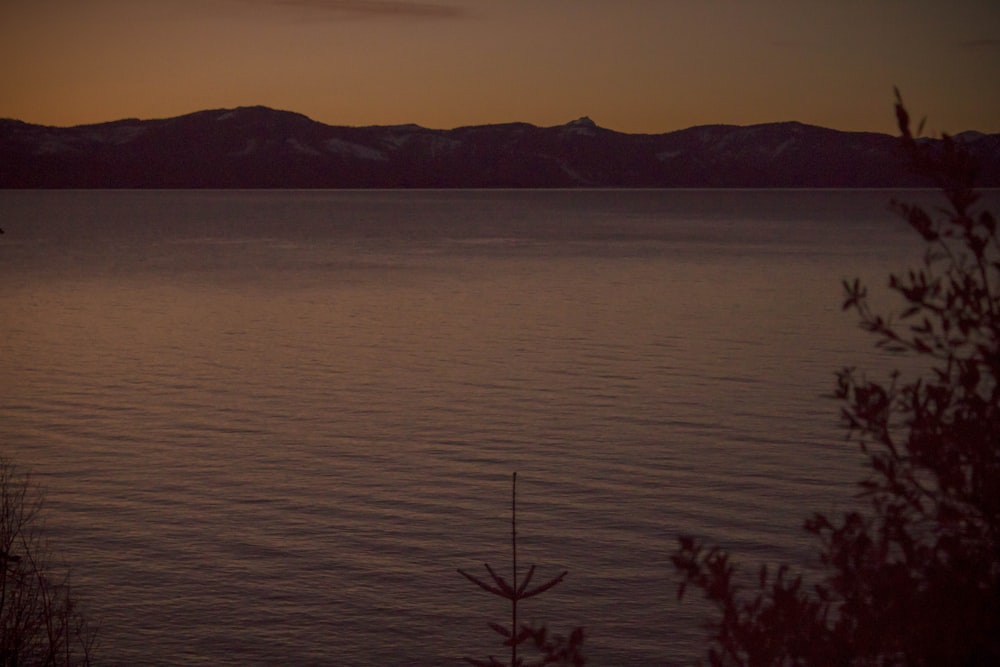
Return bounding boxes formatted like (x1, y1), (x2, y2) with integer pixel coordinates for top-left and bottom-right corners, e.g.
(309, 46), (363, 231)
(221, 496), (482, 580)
(560, 116), (600, 136)
(568, 116), (597, 128)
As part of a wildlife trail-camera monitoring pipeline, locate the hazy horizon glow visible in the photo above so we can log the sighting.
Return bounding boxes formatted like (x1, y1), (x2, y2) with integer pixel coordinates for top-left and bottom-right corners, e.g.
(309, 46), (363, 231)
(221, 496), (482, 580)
(2, 0), (999, 134)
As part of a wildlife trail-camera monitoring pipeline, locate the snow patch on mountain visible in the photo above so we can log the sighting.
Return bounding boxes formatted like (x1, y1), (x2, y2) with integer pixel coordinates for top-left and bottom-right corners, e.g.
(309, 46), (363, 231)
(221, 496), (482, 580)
(286, 137), (322, 156)
(553, 157), (592, 184)
(324, 138), (387, 161)
(415, 135), (462, 157)
(86, 125), (146, 145)
(380, 133), (412, 149)
(656, 149), (684, 161)
(35, 134), (81, 155)
(769, 138), (793, 159)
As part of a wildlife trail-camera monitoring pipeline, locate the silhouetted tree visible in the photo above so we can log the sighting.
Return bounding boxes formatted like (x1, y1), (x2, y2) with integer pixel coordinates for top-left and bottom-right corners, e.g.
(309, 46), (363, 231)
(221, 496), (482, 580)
(460, 473), (584, 666)
(672, 94), (1000, 666)
(1, 456), (96, 666)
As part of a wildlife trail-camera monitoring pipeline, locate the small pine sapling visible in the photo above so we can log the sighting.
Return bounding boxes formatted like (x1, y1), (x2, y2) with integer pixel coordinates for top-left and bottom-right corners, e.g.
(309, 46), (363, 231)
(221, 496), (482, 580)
(459, 473), (584, 667)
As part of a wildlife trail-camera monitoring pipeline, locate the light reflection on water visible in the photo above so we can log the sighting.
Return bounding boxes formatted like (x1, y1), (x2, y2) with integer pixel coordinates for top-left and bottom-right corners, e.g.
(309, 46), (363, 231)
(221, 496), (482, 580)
(0, 189), (938, 665)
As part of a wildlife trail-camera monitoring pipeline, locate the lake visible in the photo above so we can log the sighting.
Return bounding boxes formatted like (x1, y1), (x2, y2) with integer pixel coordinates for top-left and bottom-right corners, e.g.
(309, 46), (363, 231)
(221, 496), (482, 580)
(0, 188), (943, 664)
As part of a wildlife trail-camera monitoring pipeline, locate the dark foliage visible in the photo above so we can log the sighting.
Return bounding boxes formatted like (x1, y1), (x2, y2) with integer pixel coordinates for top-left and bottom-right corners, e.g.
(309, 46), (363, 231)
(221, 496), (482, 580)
(1, 456), (96, 666)
(672, 94), (1000, 665)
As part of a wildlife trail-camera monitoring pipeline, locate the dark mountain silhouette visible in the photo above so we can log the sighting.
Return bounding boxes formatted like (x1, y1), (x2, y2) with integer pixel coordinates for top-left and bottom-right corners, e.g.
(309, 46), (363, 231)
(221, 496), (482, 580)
(2, 106), (998, 188)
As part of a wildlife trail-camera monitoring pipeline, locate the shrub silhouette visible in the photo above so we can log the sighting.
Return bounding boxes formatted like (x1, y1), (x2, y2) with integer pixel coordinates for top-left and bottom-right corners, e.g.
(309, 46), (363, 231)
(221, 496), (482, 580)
(459, 473), (584, 667)
(1, 456), (97, 666)
(672, 94), (1000, 665)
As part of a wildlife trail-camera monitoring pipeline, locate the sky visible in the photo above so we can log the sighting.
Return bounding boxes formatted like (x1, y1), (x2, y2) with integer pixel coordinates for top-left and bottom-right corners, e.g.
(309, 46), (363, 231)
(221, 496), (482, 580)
(2, 0), (998, 134)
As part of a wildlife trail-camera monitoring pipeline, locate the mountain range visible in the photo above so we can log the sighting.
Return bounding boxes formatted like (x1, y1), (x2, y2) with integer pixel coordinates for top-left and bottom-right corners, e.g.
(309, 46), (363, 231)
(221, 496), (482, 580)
(2, 106), (998, 188)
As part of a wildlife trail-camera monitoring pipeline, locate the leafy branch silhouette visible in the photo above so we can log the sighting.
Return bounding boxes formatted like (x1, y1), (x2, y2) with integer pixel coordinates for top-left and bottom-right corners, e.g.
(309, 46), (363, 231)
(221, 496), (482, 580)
(671, 92), (1000, 665)
(458, 473), (582, 667)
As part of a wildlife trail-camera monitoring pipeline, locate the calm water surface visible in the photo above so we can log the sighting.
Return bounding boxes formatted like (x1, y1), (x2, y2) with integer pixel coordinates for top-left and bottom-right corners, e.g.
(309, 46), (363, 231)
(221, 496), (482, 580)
(0, 189), (939, 664)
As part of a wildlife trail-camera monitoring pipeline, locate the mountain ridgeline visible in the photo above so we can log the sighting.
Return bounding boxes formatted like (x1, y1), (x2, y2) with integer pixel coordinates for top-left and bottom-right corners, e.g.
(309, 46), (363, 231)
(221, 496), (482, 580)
(2, 106), (998, 188)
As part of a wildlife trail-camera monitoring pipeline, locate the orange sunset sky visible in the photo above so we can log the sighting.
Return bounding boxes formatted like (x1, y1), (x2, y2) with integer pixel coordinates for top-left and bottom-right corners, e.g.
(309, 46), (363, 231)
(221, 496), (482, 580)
(2, 0), (998, 134)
